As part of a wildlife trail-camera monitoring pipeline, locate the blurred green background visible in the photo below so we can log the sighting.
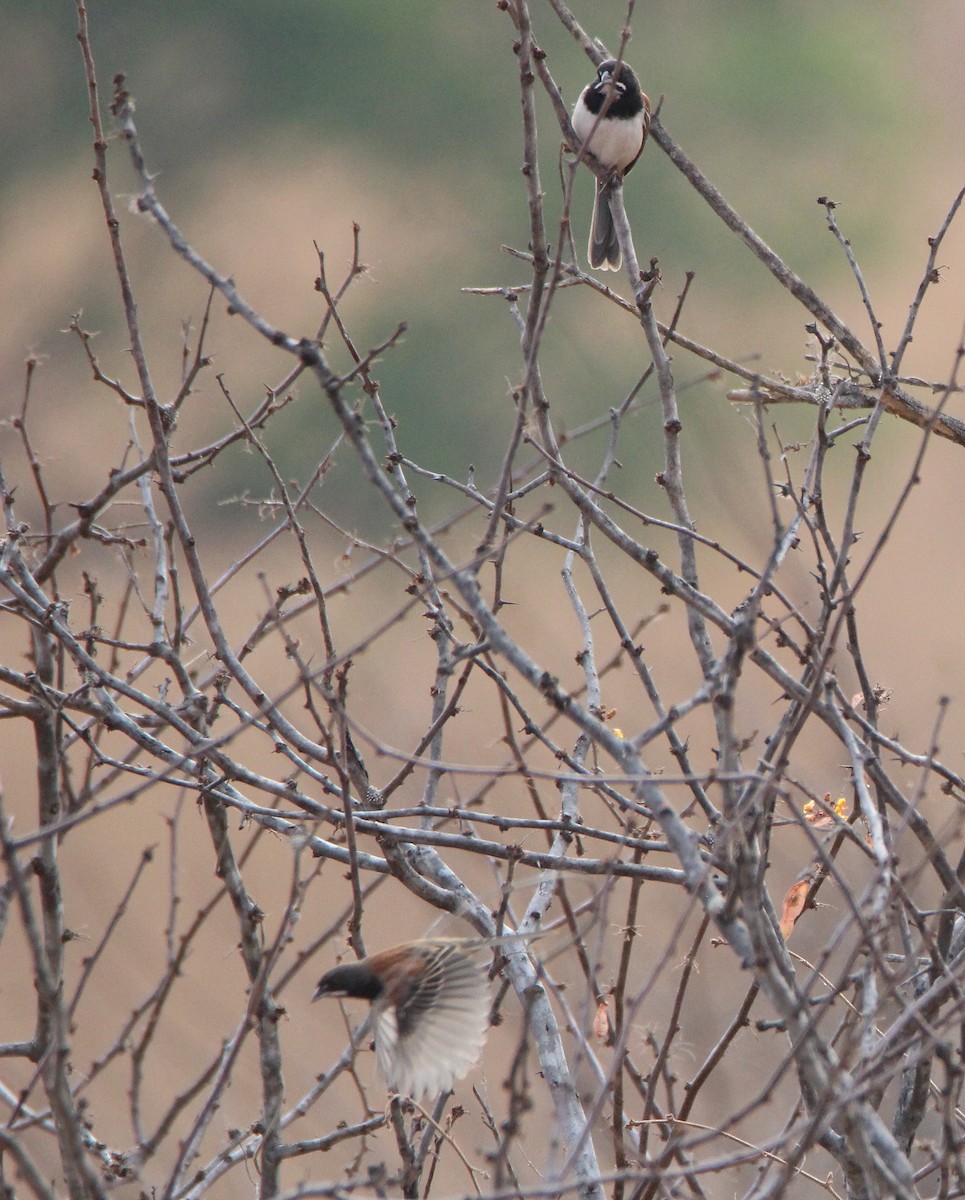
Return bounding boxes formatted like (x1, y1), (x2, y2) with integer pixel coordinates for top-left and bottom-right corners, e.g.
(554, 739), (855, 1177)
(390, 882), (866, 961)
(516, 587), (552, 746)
(2, 1), (962, 536)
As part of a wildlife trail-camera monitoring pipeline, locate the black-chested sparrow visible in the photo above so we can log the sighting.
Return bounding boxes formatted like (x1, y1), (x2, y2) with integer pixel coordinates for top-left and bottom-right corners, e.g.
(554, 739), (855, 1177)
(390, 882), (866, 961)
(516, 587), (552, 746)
(571, 59), (651, 270)
(314, 938), (492, 1098)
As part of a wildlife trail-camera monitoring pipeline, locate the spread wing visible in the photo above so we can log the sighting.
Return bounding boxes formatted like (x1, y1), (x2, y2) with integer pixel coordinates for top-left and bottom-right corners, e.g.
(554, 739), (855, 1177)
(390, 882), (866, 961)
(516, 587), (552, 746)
(374, 942), (491, 1098)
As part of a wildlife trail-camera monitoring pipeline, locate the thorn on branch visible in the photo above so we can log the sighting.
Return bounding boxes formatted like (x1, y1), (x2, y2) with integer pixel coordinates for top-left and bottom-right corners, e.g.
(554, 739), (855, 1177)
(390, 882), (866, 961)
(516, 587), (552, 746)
(109, 73), (131, 119)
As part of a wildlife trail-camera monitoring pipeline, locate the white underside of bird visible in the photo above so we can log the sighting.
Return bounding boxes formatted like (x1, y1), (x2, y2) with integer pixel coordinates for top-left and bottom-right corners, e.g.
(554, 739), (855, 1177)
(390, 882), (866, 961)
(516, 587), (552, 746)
(571, 104), (644, 173)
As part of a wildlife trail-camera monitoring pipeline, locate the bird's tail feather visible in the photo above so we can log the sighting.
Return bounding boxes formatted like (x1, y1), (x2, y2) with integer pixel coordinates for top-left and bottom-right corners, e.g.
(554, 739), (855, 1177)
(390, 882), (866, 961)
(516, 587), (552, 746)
(589, 180), (621, 271)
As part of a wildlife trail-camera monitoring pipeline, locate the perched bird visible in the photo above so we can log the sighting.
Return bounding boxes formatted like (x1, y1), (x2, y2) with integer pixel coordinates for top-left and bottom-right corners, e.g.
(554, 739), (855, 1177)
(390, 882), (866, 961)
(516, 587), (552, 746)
(313, 938), (493, 1099)
(571, 59), (651, 271)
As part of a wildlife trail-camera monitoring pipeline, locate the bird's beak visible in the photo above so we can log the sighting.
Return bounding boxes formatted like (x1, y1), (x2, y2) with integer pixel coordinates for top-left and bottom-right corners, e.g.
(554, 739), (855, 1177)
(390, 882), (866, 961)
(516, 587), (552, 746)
(596, 71), (625, 97)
